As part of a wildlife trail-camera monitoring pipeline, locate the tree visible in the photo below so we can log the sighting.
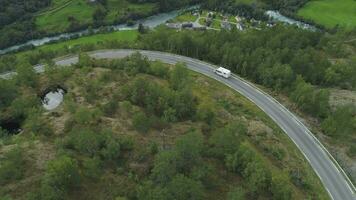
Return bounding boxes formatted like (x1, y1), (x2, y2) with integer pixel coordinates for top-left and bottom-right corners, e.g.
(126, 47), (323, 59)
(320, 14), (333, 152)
(41, 156), (80, 200)
(322, 104), (356, 138)
(0, 146), (25, 185)
(93, 6), (107, 25)
(169, 63), (190, 90)
(166, 174), (204, 200)
(0, 80), (18, 109)
(74, 107), (101, 125)
(271, 173), (292, 200)
(227, 187), (245, 200)
(291, 76), (330, 118)
(66, 128), (104, 156)
(151, 151), (178, 185)
(209, 123), (245, 159)
(175, 131), (203, 172)
(138, 23), (147, 34)
(16, 61), (38, 88)
(132, 111), (152, 133)
(100, 132), (121, 161)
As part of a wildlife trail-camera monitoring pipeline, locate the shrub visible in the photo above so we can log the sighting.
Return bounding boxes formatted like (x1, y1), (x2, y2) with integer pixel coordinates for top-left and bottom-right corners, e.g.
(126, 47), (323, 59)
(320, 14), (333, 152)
(40, 155), (80, 200)
(66, 128), (104, 156)
(227, 187), (245, 200)
(166, 174), (204, 200)
(271, 173), (292, 200)
(149, 61), (169, 78)
(208, 123), (245, 159)
(132, 111), (152, 133)
(83, 157), (102, 180)
(169, 63), (190, 90)
(0, 147), (25, 185)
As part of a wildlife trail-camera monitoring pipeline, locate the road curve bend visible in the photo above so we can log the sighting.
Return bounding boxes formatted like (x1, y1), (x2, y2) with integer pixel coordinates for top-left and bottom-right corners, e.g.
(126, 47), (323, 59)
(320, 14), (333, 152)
(1, 49), (355, 200)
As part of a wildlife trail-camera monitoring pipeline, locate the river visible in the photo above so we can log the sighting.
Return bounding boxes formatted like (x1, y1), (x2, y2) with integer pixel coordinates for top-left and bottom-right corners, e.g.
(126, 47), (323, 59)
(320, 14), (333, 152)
(0, 6), (199, 55)
(265, 10), (316, 31)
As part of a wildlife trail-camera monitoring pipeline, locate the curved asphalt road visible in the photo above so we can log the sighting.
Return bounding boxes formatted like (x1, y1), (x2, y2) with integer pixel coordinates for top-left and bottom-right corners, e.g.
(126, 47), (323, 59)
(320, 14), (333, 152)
(1, 49), (355, 200)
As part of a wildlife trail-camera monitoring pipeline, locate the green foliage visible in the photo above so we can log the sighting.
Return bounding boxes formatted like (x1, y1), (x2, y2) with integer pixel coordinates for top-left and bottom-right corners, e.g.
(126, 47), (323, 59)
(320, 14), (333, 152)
(151, 151), (178, 185)
(24, 110), (53, 136)
(16, 61), (38, 88)
(260, 63), (295, 91)
(227, 186), (246, 200)
(208, 123), (246, 159)
(175, 131), (204, 172)
(321, 104), (356, 139)
(123, 72), (197, 121)
(9, 95), (39, 119)
(136, 181), (169, 200)
(149, 61), (169, 78)
(74, 107), (102, 125)
(101, 99), (119, 117)
(65, 128), (104, 156)
(271, 173), (293, 200)
(132, 111), (152, 133)
(100, 131), (121, 160)
(0, 80), (18, 109)
(82, 157), (102, 179)
(0, 146), (25, 185)
(196, 103), (215, 124)
(226, 144), (272, 196)
(166, 174), (204, 200)
(169, 63), (190, 90)
(40, 156), (80, 200)
(291, 76), (329, 118)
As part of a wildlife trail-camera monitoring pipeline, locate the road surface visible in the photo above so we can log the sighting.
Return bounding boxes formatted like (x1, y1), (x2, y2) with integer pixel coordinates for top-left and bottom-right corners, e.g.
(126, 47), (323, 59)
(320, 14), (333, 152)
(1, 49), (355, 200)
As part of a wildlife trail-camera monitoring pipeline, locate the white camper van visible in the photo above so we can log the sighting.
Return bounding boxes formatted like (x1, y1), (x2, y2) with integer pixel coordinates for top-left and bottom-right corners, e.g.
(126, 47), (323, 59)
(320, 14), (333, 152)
(214, 67), (231, 78)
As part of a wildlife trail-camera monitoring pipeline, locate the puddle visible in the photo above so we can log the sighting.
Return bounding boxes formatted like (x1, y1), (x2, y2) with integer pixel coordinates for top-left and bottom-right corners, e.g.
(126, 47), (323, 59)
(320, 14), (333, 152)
(42, 88), (66, 110)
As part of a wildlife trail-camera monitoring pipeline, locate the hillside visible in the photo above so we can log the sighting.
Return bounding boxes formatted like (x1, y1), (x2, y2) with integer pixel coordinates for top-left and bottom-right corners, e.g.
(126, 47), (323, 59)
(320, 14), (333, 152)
(0, 53), (328, 199)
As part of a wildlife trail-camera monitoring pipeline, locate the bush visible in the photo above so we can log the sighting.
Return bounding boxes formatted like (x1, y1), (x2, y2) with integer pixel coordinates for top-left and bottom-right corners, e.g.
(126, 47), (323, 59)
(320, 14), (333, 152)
(66, 128), (104, 156)
(149, 61), (169, 78)
(169, 63), (190, 91)
(101, 99), (119, 117)
(132, 111), (152, 133)
(100, 132), (121, 161)
(227, 187), (245, 200)
(0, 147), (25, 185)
(271, 173), (292, 200)
(40, 155), (80, 199)
(74, 107), (102, 125)
(83, 157), (102, 180)
(0, 80), (18, 109)
(166, 174), (204, 200)
(24, 110), (53, 136)
(208, 123), (245, 159)
(175, 131), (204, 173)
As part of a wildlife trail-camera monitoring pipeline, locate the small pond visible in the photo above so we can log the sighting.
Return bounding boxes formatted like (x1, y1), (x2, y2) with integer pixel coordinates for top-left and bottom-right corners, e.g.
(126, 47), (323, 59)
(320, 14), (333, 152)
(0, 119), (22, 135)
(42, 88), (66, 110)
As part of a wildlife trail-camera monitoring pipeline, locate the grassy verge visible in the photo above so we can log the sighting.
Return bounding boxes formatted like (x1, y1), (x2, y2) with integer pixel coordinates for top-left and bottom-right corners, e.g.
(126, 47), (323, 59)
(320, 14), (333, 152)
(297, 0), (356, 29)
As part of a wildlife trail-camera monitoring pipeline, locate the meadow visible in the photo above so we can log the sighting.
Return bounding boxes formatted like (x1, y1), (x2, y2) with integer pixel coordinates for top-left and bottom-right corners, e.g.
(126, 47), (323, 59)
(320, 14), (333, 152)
(35, 0), (157, 33)
(297, 0), (356, 29)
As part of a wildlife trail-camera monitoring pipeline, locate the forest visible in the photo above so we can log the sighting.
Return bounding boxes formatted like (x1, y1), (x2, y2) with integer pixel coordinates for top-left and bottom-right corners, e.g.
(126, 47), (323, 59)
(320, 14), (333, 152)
(0, 53), (328, 199)
(138, 26), (356, 157)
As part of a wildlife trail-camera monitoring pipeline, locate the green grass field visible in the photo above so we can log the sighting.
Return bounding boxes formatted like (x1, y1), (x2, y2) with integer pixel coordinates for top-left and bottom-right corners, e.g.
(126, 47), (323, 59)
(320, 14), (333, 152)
(35, 0), (157, 33)
(16, 30), (138, 58)
(36, 0), (94, 33)
(170, 12), (198, 23)
(298, 0), (356, 29)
